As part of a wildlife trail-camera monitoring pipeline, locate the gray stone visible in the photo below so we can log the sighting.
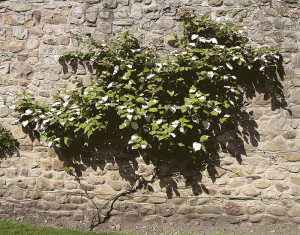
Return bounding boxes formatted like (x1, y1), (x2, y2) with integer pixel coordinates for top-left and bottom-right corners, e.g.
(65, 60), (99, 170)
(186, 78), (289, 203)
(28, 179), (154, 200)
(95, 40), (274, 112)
(130, 4), (142, 19)
(73, 212), (84, 221)
(103, 0), (117, 8)
(86, 6), (98, 23)
(113, 20), (134, 26)
(149, 196), (167, 204)
(260, 20), (273, 31)
(41, 48), (59, 64)
(0, 63), (9, 75)
(154, 18), (175, 30)
(13, 28), (28, 40)
(209, 0), (223, 6)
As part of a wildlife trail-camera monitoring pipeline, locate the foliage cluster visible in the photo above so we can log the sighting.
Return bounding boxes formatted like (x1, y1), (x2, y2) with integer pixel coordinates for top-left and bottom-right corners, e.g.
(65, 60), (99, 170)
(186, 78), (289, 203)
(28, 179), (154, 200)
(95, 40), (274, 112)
(11, 11), (281, 162)
(0, 124), (19, 156)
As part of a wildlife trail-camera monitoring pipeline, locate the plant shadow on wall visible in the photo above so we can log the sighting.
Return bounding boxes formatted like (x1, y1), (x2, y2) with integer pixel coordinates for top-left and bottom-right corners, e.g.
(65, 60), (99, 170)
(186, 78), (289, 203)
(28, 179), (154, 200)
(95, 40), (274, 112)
(13, 11), (287, 202)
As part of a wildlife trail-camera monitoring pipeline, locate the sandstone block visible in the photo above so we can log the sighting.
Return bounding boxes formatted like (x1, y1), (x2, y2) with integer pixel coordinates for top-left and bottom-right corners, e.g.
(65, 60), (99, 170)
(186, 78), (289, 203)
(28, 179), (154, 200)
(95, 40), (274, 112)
(228, 166), (243, 177)
(108, 181), (122, 191)
(47, 211), (60, 219)
(52, 180), (64, 189)
(254, 181), (271, 189)
(149, 196), (167, 204)
(245, 201), (265, 214)
(266, 205), (288, 216)
(288, 205), (300, 217)
(13, 189), (24, 200)
(262, 215), (277, 225)
(71, 196), (88, 204)
(31, 191), (42, 200)
(291, 176), (300, 185)
(8, 41), (24, 53)
(52, 158), (64, 171)
(275, 182), (290, 192)
(124, 212), (139, 222)
(276, 152), (300, 162)
(224, 202), (245, 216)
(56, 194), (68, 204)
(1, 203), (14, 212)
(249, 214), (263, 223)
(37, 202), (49, 211)
(73, 212), (84, 221)
(138, 204), (155, 215)
(60, 36), (70, 45)
(6, 168), (17, 178)
(265, 171), (288, 180)
(65, 182), (78, 189)
(41, 159), (52, 171)
(36, 178), (54, 191)
(178, 206), (193, 214)
(96, 185), (115, 199)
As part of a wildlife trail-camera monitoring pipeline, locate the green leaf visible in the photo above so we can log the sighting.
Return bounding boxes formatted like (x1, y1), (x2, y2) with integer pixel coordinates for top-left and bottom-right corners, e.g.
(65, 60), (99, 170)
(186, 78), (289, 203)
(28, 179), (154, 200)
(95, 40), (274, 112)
(200, 135), (208, 142)
(136, 97), (144, 103)
(119, 123), (126, 129)
(131, 122), (138, 130)
(62, 51), (70, 56)
(147, 99), (156, 107)
(180, 105), (187, 113)
(64, 136), (74, 147)
(167, 90), (174, 96)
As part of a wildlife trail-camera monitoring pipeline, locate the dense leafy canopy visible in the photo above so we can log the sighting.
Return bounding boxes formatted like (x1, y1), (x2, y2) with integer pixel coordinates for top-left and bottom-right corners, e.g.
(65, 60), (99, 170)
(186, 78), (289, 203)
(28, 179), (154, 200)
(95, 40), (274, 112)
(12, 11), (281, 159)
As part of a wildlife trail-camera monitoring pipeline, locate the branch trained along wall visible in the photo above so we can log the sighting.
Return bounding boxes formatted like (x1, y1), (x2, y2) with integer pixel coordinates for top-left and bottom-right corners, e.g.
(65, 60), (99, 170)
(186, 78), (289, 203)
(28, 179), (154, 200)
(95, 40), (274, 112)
(1, 0), (300, 229)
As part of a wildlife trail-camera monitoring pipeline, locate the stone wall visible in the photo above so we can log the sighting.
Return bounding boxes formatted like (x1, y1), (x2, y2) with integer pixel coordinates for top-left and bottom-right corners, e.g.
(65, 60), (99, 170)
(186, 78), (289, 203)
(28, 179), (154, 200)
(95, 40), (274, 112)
(1, 0), (300, 228)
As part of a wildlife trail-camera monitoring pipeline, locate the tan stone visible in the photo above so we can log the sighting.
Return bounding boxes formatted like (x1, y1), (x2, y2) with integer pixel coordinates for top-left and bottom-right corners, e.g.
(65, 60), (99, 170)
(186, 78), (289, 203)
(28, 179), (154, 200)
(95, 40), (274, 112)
(255, 181), (271, 189)
(249, 214), (263, 223)
(30, 27), (44, 37)
(73, 212), (84, 221)
(224, 202), (245, 216)
(31, 191), (42, 200)
(291, 176), (300, 185)
(265, 171), (288, 180)
(288, 205), (300, 217)
(242, 185), (260, 197)
(275, 182), (290, 192)
(109, 172), (120, 181)
(96, 185), (115, 199)
(245, 201), (265, 214)
(228, 166), (243, 177)
(108, 181), (122, 191)
(148, 196), (167, 204)
(41, 159), (52, 170)
(8, 41), (24, 53)
(36, 178), (54, 191)
(60, 36), (70, 45)
(65, 182), (78, 189)
(266, 205), (288, 216)
(52, 180), (64, 189)
(276, 152), (300, 162)
(42, 38), (56, 45)
(52, 158), (64, 171)
(138, 204), (155, 215)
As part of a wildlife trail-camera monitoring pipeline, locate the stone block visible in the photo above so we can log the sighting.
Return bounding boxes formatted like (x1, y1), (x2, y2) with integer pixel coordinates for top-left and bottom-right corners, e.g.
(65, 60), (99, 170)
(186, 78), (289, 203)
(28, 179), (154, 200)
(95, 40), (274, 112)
(52, 180), (64, 189)
(6, 168), (17, 178)
(228, 166), (243, 177)
(13, 27), (28, 40)
(37, 202), (49, 211)
(65, 182), (78, 190)
(266, 205), (288, 216)
(275, 182), (290, 192)
(242, 185), (260, 196)
(36, 178), (54, 191)
(108, 181), (122, 191)
(254, 181), (271, 189)
(245, 201), (265, 214)
(73, 212), (84, 221)
(1, 203), (14, 212)
(265, 171), (288, 180)
(224, 202), (245, 216)
(124, 212), (139, 222)
(96, 185), (115, 199)
(249, 214), (263, 223)
(8, 41), (24, 53)
(148, 196), (167, 204)
(276, 152), (300, 162)
(71, 196), (88, 204)
(52, 158), (64, 171)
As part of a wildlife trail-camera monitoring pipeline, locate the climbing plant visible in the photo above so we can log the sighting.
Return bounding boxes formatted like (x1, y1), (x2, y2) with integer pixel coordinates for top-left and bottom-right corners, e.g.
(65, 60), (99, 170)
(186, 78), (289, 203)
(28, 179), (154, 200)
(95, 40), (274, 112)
(0, 124), (19, 157)
(11, 11), (282, 164)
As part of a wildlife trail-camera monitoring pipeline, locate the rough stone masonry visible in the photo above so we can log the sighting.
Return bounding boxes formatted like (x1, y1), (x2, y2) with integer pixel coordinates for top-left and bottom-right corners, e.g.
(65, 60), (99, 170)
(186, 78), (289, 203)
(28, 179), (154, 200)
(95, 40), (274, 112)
(0, 0), (300, 228)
